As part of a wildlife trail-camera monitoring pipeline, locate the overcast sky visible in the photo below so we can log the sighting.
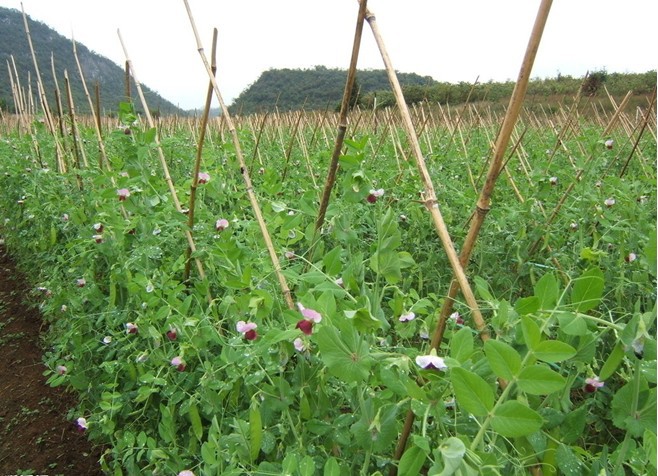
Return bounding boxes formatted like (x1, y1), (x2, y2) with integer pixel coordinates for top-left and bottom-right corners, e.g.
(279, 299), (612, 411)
(1, 0), (655, 110)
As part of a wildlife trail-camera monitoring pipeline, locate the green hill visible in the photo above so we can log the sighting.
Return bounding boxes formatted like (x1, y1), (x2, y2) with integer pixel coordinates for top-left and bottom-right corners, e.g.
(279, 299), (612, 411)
(0, 6), (184, 116)
(229, 65), (437, 115)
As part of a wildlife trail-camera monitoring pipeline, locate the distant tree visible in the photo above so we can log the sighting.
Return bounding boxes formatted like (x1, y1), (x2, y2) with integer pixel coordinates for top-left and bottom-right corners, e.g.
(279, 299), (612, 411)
(581, 70), (607, 96)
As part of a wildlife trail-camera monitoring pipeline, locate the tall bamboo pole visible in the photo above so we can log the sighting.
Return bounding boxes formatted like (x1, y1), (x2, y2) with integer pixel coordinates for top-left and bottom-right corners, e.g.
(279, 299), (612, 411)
(117, 29), (209, 289)
(184, 28), (218, 283)
(311, 0), (368, 251)
(363, 5), (487, 338)
(181, 1), (294, 310)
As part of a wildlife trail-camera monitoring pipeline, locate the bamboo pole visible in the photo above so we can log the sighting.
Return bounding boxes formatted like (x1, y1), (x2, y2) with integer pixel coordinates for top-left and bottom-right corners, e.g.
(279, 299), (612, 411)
(181, 1), (295, 310)
(184, 28), (218, 283)
(390, 1), (554, 470)
(619, 87), (656, 178)
(117, 29), (210, 290)
(363, 5), (487, 340)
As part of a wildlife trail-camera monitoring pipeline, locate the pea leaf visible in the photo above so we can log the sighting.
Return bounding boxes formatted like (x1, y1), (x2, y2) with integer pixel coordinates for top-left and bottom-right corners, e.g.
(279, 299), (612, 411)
(316, 325), (372, 383)
(517, 364), (566, 395)
(491, 401), (543, 437)
(533, 340), (577, 363)
(484, 340), (522, 380)
(571, 267), (604, 313)
(450, 367), (494, 417)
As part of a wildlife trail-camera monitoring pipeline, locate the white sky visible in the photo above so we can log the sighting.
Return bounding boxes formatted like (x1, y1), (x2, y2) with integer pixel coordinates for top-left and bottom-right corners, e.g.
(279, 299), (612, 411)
(1, 0), (655, 110)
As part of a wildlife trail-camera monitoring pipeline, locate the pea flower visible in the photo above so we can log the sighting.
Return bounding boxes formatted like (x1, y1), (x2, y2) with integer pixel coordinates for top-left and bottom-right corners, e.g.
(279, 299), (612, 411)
(166, 327), (178, 340)
(549, 176), (558, 186)
(117, 188), (131, 201)
(215, 218), (229, 231)
(93, 223), (104, 233)
(197, 172), (210, 184)
(399, 311), (415, 322)
(295, 303), (322, 335)
(625, 252), (637, 263)
(56, 365), (67, 375)
(604, 198), (615, 207)
(569, 222), (578, 231)
(76, 417), (88, 432)
(179, 471), (195, 476)
(604, 139), (614, 149)
(450, 312), (464, 325)
(171, 356), (186, 372)
(584, 376), (605, 392)
(92, 234), (104, 244)
(76, 278), (86, 288)
(61, 213), (69, 221)
(293, 337), (307, 352)
(126, 322), (138, 334)
(366, 188), (385, 203)
(102, 336), (112, 344)
(334, 277), (344, 288)
(415, 351), (448, 371)
(237, 320), (258, 340)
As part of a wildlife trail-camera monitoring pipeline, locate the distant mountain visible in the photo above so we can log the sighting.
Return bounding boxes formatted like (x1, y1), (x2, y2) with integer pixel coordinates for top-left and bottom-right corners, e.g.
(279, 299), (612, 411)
(229, 65), (437, 115)
(0, 7), (185, 116)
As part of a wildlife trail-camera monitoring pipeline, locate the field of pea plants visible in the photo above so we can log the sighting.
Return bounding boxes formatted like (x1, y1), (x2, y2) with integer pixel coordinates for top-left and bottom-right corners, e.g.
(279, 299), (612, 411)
(0, 86), (656, 476)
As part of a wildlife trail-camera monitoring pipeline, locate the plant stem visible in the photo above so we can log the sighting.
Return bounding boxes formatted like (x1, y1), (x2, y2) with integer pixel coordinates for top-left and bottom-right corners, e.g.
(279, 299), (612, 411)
(612, 357), (643, 474)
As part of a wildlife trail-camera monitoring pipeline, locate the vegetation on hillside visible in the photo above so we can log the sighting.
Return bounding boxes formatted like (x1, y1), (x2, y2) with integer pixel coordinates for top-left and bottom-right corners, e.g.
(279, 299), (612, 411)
(230, 67), (656, 116)
(0, 7), (184, 116)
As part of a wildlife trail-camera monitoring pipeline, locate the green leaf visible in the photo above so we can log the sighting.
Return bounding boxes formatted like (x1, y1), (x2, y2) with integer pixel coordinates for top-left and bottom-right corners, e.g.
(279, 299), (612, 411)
(370, 249), (401, 284)
(249, 402), (262, 461)
(270, 200), (287, 213)
(646, 228), (657, 275)
(491, 401), (543, 437)
(398, 445), (427, 476)
(533, 340), (577, 363)
(437, 437), (466, 476)
(556, 443), (584, 476)
(450, 327), (474, 363)
(484, 340), (522, 380)
(188, 402), (203, 442)
(560, 406), (587, 444)
(299, 455), (316, 476)
(517, 364), (566, 395)
(450, 367), (494, 417)
(535, 272), (559, 309)
(556, 312), (588, 336)
(571, 267), (605, 313)
(599, 342), (625, 381)
(515, 296), (540, 315)
(344, 307), (382, 333)
(521, 315), (541, 350)
(323, 457), (341, 476)
(316, 325), (372, 383)
(322, 246), (343, 276)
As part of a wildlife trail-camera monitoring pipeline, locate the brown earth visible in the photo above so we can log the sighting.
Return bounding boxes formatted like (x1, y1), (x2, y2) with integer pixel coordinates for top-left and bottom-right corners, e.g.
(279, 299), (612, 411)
(0, 245), (105, 476)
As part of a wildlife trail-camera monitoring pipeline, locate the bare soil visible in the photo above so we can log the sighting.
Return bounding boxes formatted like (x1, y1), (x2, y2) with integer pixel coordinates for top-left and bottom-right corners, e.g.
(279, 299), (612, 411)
(0, 245), (105, 476)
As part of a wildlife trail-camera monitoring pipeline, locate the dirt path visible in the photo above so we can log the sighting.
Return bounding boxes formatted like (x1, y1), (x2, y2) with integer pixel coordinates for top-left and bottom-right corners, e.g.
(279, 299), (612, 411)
(0, 245), (105, 475)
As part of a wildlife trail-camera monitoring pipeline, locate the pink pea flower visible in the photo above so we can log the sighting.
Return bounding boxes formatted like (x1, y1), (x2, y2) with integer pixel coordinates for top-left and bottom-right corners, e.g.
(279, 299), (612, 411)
(449, 312), (464, 325)
(604, 139), (614, 149)
(334, 277), (344, 288)
(569, 222), (578, 231)
(293, 337), (307, 352)
(93, 223), (104, 233)
(399, 311), (415, 322)
(215, 218), (229, 231)
(76, 278), (86, 288)
(178, 471), (195, 476)
(366, 188), (385, 203)
(625, 252), (637, 263)
(284, 251), (296, 260)
(296, 319), (314, 336)
(166, 328), (178, 341)
(92, 234), (104, 244)
(197, 172), (210, 184)
(61, 213), (69, 222)
(415, 353), (448, 371)
(56, 365), (67, 375)
(237, 321), (258, 340)
(76, 417), (88, 432)
(117, 188), (131, 201)
(126, 322), (138, 334)
(549, 176), (558, 186)
(604, 198), (615, 208)
(584, 376), (605, 393)
(171, 356), (186, 372)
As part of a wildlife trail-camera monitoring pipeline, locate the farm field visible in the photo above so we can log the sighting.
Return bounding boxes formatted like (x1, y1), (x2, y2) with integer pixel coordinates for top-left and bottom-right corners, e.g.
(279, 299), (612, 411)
(0, 93), (656, 475)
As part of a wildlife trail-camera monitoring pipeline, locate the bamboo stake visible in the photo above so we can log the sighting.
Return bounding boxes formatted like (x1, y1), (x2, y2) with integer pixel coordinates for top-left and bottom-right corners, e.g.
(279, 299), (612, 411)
(63, 70), (84, 171)
(184, 28), (218, 283)
(117, 29), (210, 289)
(363, 5), (487, 340)
(619, 87), (656, 178)
(390, 1), (554, 470)
(308, 0), (368, 259)
(181, 1), (294, 310)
